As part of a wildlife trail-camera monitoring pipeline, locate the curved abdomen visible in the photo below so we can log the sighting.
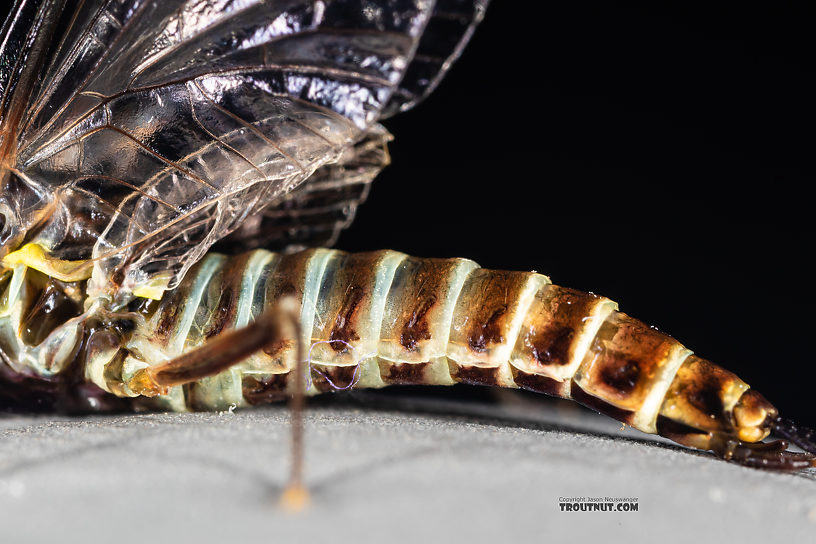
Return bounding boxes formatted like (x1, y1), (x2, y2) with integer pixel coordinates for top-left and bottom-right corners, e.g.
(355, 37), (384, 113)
(109, 249), (751, 438)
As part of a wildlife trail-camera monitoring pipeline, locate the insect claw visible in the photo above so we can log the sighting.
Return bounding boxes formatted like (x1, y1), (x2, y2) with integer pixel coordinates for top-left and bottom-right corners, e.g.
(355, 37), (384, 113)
(771, 417), (816, 455)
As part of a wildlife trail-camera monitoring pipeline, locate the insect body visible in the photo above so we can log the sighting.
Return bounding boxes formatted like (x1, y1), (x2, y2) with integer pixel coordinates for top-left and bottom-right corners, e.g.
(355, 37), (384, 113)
(1, 0), (815, 477)
(2, 248), (814, 469)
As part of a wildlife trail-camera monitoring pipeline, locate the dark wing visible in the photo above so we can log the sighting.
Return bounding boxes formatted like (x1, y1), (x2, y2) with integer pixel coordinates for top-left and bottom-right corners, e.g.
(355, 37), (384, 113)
(209, 0), (489, 253)
(0, 0), (435, 303)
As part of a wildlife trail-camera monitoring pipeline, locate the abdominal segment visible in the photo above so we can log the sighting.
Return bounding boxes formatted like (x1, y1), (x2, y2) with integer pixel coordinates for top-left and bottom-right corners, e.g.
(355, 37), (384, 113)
(77, 249), (749, 439)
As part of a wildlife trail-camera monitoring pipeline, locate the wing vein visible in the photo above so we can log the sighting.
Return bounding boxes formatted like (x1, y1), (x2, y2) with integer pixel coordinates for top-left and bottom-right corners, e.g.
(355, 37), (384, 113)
(91, 124), (218, 192)
(70, 174), (183, 213)
(191, 79), (308, 173)
(19, 0), (153, 152)
(21, 62), (366, 163)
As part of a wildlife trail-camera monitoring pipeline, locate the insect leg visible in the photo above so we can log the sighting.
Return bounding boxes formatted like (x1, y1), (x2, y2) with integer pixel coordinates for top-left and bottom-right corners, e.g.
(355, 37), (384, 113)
(711, 437), (813, 470)
(657, 418), (814, 470)
(709, 437), (814, 470)
(127, 297), (301, 397)
(127, 296), (310, 507)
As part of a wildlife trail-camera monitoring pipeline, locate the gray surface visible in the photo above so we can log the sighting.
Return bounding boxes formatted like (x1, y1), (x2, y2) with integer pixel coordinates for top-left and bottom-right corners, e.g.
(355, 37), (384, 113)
(1, 391), (814, 543)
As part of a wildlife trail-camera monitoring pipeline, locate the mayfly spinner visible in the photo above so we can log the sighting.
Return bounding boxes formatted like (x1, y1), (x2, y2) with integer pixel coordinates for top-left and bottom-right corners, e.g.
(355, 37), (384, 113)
(1, 0), (815, 505)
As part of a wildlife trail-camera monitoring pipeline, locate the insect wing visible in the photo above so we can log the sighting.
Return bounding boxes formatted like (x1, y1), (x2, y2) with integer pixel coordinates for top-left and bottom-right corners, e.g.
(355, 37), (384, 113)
(218, 124), (391, 252)
(1, 0), (71, 251)
(1, 0), (436, 304)
(381, 0), (489, 118)
(210, 0), (491, 253)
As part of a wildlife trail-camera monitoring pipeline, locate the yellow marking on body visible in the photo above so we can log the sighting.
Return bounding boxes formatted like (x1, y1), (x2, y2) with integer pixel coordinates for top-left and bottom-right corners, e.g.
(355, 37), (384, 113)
(1, 244), (92, 282)
(132, 274), (172, 300)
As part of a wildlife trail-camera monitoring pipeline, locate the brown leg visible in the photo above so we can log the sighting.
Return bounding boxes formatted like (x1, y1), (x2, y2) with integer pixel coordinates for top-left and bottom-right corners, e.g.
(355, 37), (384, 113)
(127, 297), (310, 508)
(657, 417), (814, 470)
(127, 298), (299, 395)
(707, 436), (814, 470)
(280, 302), (309, 512)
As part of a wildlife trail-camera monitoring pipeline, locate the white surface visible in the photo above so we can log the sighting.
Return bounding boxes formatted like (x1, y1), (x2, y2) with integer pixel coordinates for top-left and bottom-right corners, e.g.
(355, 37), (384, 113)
(1, 391), (814, 543)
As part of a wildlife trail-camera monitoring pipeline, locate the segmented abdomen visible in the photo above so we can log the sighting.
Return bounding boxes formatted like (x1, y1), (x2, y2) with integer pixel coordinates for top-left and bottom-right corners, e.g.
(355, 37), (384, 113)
(105, 249), (749, 437)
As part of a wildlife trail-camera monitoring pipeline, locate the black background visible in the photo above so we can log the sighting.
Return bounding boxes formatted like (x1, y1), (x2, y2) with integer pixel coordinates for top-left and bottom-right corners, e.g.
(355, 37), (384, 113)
(339, 3), (816, 428)
(1, 3), (814, 428)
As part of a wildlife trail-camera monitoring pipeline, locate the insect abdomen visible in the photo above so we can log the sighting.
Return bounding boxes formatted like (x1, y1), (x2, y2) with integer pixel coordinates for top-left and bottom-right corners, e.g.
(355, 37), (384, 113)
(103, 249), (750, 441)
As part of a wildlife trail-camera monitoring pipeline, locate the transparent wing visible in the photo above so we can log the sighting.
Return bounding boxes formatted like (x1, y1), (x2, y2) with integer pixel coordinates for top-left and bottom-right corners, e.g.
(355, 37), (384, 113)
(2, 0), (434, 303)
(208, 0), (490, 253)
(216, 124), (391, 253)
(381, 0), (488, 117)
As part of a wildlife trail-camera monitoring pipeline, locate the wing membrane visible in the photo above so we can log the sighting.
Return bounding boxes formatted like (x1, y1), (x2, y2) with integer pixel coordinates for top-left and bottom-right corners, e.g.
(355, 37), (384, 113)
(0, 0), (67, 159)
(216, 124), (391, 252)
(209, 0), (491, 252)
(1, 0), (434, 303)
(381, 0), (488, 117)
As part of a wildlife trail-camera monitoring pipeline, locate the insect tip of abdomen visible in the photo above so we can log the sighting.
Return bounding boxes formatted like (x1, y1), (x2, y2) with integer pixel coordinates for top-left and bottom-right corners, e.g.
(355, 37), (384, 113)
(733, 389), (777, 443)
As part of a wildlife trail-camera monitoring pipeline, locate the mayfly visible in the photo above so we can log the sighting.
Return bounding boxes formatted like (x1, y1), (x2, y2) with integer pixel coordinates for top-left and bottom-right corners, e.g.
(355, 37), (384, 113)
(1, 0), (815, 507)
